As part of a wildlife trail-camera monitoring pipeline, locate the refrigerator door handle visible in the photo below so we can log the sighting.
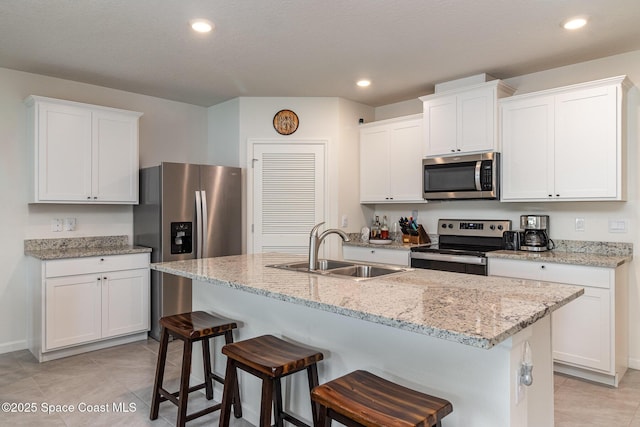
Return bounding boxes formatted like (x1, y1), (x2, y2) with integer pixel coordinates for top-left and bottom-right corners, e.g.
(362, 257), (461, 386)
(195, 190), (203, 258)
(200, 190), (208, 258)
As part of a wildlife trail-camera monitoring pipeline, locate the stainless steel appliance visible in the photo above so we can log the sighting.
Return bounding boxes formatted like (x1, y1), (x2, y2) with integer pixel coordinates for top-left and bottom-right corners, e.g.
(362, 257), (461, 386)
(422, 152), (499, 200)
(133, 162), (242, 340)
(410, 219), (511, 275)
(502, 230), (523, 251)
(520, 214), (553, 252)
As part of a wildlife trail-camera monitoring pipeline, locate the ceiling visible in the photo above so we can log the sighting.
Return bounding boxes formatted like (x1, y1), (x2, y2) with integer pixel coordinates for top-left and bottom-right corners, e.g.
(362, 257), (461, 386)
(1, 0), (639, 107)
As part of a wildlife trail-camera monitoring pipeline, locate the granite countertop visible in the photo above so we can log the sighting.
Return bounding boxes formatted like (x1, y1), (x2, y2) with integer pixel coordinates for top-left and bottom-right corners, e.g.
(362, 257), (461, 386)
(24, 236), (151, 260)
(487, 240), (633, 268)
(150, 253), (583, 350)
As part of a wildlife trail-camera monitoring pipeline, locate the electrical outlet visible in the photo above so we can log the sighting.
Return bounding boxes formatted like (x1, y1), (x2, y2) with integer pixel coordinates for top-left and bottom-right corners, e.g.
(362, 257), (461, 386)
(575, 218), (585, 232)
(51, 218), (62, 232)
(341, 214), (348, 228)
(63, 217), (77, 231)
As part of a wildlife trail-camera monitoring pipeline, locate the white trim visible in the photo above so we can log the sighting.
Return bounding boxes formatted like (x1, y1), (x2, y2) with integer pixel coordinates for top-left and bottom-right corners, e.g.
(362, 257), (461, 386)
(0, 339), (27, 355)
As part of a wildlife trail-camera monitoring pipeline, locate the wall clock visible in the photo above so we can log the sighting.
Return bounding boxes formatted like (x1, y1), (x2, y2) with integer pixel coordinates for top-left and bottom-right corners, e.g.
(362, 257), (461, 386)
(273, 109), (299, 135)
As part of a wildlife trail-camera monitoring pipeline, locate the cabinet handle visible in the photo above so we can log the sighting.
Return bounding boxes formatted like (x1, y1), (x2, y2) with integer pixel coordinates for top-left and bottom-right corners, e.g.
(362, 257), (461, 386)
(93, 196), (98, 200)
(100, 258), (105, 262)
(556, 194), (560, 197)
(456, 149), (461, 152)
(540, 265), (546, 269)
(370, 250), (375, 254)
(87, 196), (91, 199)
(450, 149), (455, 153)
(103, 276), (107, 280)
(97, 277), (101, 281)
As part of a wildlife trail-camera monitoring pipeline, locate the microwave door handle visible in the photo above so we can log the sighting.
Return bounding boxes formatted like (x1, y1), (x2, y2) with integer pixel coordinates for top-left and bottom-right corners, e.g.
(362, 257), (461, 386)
(474, 161), (482, 191)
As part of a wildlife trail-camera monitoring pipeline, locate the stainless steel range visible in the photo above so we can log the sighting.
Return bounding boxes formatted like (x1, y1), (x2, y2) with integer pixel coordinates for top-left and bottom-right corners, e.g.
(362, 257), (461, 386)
(410, 219), (511, 275)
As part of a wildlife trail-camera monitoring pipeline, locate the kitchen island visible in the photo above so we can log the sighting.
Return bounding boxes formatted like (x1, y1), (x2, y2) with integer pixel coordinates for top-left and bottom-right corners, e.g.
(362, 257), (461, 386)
(151, 253), (583, 427)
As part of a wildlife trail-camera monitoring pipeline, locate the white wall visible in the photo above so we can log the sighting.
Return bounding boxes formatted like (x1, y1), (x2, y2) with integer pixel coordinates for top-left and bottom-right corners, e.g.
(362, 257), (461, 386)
(369, 49), (640, 368)
(0, 67), (209, 353)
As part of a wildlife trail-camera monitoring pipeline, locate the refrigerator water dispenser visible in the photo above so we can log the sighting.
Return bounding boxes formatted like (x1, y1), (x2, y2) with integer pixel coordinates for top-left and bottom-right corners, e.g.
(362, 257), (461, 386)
(170, 222), (192, 254)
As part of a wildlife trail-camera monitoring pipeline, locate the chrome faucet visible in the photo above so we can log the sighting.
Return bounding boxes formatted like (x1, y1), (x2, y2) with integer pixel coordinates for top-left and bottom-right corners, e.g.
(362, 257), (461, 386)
(308, 222), (350, 271)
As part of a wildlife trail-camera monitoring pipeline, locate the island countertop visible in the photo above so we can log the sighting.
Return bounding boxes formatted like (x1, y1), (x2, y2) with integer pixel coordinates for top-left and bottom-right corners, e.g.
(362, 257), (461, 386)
(151, 253), (583, 350)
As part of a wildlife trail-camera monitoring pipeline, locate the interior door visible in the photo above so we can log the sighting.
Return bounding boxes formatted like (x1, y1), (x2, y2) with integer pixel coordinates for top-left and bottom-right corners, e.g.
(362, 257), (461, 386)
(251, 141), (326, 255)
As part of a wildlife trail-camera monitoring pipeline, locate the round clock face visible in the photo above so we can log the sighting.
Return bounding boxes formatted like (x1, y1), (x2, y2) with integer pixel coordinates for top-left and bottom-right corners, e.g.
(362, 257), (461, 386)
(273, 109), (299, 135)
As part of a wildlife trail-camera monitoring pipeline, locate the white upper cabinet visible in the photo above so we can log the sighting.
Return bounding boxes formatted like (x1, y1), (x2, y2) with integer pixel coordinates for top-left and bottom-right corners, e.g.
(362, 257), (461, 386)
(360, 114), (424, 203)
(500, 76), (631, 202)
(421, 80), (515, 157)
(26, 96), (143, 204)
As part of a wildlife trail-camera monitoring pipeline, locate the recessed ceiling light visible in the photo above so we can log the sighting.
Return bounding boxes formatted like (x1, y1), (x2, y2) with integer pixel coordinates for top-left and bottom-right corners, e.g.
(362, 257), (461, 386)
(562, 17), (587, 30)
(190, 19), (214, 33)
(357, 80), (371, 87)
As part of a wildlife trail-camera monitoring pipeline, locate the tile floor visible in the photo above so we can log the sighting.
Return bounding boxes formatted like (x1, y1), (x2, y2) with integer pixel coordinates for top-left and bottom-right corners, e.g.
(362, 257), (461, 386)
(1, 338), (639, 426)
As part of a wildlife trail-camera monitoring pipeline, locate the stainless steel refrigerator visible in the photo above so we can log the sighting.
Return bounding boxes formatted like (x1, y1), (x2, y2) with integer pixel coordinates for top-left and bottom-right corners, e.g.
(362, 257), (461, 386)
(133, 162), (242, 340)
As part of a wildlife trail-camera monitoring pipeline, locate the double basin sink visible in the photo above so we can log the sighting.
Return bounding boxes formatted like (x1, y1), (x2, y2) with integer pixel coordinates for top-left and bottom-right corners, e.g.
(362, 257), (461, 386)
(268, 259), (411, 281)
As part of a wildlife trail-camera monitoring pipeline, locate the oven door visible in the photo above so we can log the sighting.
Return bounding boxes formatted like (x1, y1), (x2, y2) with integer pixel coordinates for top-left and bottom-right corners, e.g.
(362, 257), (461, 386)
(410, 252), (488, 276)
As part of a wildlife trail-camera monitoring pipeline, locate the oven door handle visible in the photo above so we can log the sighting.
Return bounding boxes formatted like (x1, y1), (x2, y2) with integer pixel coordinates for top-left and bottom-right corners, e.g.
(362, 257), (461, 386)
(410, 252), (487, 265)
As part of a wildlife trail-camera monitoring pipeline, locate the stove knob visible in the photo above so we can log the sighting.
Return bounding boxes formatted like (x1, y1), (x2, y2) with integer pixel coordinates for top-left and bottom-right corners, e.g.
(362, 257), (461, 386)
(448, 224), (453, 229)
(497, 225), (503, 230)
(489, 225), (495, 230)
(441, 223), (447, 229)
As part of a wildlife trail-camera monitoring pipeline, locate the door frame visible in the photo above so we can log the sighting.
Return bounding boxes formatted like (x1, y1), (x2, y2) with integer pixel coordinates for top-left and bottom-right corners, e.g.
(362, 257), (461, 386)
(246, 138), (330, 255)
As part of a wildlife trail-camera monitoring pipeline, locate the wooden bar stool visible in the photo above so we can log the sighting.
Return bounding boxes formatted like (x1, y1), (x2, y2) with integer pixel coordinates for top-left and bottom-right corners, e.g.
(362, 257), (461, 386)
(150, 311), (242, 427)
(218, 334), (324, 427)
(311, 370), (453, 427)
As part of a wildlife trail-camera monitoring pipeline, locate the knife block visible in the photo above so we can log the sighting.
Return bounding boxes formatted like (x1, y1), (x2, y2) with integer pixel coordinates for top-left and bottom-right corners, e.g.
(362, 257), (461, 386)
(402, 224), (430, 244)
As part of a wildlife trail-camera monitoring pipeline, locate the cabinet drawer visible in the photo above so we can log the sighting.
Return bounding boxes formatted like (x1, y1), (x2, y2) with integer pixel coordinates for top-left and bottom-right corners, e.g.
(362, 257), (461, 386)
(489, 258), (611, 289)
(45, 253), (149, 278)
(343, 246), (409, 266)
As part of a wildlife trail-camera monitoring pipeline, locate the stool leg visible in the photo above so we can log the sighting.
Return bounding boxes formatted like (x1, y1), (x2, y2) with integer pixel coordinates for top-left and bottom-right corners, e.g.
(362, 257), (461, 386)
(224, 330), (243, 418)
(273, 377), (284, 427)
(259, 378), (274, 427)
(150, 327), (169, 420)
(315, 405), (330, 427)
(307, 363), (320, 426)
(176, 337), (192, 427)
(202, 338), (214, 400)
(219, 359), (237, 427)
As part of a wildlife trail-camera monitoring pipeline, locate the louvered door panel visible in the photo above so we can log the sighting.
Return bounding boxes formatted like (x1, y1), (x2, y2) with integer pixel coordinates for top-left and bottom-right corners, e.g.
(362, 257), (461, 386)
(253, 142), (326, 255)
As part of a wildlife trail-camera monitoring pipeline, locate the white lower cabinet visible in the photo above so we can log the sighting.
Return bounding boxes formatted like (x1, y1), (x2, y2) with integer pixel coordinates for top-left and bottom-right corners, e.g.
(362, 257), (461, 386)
(488, 257), (628, 386)
(29, 253), (150, 362)
(342, 245), (409, 267)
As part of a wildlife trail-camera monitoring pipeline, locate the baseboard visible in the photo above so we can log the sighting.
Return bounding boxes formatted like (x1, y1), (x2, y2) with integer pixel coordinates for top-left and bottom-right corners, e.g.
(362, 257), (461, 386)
(0, 339), (27, 355)
(628, 357), (640, 370)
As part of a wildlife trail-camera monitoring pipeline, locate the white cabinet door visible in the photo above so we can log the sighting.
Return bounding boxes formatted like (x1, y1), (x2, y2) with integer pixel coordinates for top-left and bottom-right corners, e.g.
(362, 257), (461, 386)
(360, 126), (391, 202)
(388, 118), (423, 201)
(457, 86), (496, 153)
(424, 95), (457, 156)
(102, 268), (150, 338)
(360, 114), (423, 203)
(500, 96), (555, 200)
(37, 102), (93, 201)
(554, 85), (618, 199)
(552, 286), (611, 371)
(92, 111), (139, 203)
(45, 274), (102, 350)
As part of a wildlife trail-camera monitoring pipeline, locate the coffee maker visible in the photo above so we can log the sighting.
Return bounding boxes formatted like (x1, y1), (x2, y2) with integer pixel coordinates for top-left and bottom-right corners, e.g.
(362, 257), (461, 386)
(520, 215), (553, 252)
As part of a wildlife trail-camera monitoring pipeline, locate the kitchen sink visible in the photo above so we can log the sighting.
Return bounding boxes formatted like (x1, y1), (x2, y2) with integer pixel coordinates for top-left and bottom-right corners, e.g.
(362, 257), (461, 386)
(267, 259), (411, 281)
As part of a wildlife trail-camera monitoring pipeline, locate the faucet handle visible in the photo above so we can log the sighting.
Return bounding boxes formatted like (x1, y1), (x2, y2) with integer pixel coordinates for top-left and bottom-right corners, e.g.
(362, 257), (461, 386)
(310, 222), (326, 236)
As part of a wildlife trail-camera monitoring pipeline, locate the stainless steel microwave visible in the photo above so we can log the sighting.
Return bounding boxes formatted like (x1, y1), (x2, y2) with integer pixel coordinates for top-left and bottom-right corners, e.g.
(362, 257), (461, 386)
(423, 152), (499, 200)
